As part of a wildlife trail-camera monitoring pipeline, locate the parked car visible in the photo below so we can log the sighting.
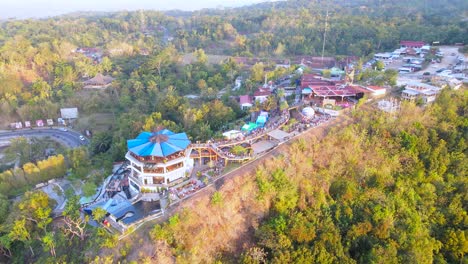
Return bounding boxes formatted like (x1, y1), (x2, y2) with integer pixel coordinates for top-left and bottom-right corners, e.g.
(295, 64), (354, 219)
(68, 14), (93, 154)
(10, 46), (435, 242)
(435, 68), (447, 73)
(79, 135), (85, 141)
(423, 72), (430, 76)
(438, 70), (452, 75)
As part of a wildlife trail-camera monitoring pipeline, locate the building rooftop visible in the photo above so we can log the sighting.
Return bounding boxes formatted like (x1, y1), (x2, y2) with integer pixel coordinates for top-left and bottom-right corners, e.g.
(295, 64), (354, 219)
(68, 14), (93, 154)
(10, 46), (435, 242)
(127, 129), (191, 158)
(239, 95), (253, 105)
(400, 40), (425, 47)
(83, 73), (114, 86)
(402, 89), (420, 96)
(308, 85), (367, 97)
(367, 85), (386, 91)
(254, 88), (271, 97)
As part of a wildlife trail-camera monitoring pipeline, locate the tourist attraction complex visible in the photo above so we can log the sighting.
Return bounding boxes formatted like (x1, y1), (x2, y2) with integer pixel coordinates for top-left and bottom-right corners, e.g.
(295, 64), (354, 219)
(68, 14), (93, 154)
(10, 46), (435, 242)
(125, 129), (193, 190)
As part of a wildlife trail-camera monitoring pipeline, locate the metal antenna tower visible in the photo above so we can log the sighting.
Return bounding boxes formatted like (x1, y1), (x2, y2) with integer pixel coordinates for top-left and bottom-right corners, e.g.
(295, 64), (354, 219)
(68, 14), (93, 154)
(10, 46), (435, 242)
(321, 4), (330, 63)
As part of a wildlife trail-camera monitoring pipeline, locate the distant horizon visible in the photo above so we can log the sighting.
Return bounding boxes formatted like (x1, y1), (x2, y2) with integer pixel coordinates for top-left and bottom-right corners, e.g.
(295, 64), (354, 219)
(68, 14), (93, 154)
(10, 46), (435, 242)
(0, 0), (281, 20)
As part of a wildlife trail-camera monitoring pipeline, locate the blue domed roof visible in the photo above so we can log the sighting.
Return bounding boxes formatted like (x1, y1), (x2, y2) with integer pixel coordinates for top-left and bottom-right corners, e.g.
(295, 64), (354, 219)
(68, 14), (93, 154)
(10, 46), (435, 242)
(127, 129), (191, 157)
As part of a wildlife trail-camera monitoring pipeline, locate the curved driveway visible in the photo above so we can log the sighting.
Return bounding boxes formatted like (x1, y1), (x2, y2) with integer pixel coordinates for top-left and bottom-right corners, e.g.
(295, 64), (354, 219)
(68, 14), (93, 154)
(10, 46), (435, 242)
(0, 128), (89, 148)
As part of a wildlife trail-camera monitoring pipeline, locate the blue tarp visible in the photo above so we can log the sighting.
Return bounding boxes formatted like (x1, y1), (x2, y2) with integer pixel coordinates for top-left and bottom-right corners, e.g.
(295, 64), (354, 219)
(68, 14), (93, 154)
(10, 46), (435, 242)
(127, 129), (191, 157)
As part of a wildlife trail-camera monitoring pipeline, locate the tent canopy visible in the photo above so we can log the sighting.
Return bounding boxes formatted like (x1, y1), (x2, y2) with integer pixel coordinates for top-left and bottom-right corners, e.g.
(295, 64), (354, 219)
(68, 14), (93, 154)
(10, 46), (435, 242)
(256, 115), (267, 126)
(222, 130), (242, 140)
(242, 122), (258, 132)
(302, 107), (315, 117)
(302, 88), (313, 94)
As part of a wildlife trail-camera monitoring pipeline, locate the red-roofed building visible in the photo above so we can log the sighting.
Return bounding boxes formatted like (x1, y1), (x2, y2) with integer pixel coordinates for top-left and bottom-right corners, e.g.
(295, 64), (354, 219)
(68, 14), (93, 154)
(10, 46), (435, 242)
(305, 84), (370, 101)
(366, 86), (387, 96)
(299, 73), (374, 102)
(400, 41), (425, 49)
(301, 74), (336, 88)
(253, 87), (271, 103)
(239, 95), (253, 110)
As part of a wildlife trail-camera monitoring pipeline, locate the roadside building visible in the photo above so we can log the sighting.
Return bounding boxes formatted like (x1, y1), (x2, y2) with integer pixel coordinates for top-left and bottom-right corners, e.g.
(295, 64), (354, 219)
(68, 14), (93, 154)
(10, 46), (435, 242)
(400, 41), (425, 49)
(60, 107), (79, 123)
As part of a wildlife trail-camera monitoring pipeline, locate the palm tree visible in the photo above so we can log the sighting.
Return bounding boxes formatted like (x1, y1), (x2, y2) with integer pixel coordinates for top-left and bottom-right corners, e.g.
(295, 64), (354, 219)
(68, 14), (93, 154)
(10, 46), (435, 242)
(262, 95), (277, 112)
(249, 100), (261, 122)
(277, 88), (288, 111)
(280, 100), (289, 111)
(277, 88), (285, 100)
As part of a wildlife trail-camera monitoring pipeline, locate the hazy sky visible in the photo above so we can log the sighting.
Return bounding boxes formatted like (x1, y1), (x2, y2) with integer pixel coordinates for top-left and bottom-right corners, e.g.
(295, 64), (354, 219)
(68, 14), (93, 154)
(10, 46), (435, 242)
(0, 0), (275, 19)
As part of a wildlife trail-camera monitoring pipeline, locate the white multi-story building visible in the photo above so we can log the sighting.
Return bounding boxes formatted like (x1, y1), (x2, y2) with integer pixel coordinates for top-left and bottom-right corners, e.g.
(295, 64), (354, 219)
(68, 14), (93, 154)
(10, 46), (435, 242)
(401, 82), (441, 104)
(125, 129), (194, 191)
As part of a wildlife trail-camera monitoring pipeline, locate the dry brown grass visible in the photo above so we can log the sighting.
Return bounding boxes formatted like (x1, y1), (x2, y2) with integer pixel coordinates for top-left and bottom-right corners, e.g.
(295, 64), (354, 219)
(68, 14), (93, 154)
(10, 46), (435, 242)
(165, 171), (266, 263)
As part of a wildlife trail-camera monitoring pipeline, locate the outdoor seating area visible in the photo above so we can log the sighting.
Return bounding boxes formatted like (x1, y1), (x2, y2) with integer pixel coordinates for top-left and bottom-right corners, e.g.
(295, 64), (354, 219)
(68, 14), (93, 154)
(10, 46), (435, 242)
(143, 165), (165, 174)
(130, 151), (187, 163)
(222, 150), (251, 159)
(170, 179), (205, 199)
(302, 113), (333, 127)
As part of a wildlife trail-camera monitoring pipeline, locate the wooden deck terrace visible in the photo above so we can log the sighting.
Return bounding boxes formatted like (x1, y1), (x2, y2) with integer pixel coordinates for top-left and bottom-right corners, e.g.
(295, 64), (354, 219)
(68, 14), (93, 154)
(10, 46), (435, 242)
(190, 144), (252, 163)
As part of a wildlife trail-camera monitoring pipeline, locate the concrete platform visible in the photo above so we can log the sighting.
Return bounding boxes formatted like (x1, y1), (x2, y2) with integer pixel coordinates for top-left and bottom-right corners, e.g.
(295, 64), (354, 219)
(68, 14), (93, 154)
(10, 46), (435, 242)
(252, 140), (277, 155)
(268, 129), (291, 141)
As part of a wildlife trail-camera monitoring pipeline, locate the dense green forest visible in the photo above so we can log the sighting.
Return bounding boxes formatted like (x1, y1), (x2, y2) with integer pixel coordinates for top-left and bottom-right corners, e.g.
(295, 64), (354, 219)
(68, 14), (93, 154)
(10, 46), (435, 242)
(181, 0), (468, 56)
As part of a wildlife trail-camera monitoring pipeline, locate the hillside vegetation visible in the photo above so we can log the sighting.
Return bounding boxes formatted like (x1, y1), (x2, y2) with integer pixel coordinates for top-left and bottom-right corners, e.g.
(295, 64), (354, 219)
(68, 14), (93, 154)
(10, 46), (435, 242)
(0, 0), (467, 262)
(95, 89), (467, 263)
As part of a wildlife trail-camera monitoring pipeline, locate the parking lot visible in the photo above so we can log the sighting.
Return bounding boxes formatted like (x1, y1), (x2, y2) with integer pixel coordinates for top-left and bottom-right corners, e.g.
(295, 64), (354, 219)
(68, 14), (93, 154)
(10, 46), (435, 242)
(387, 46), (465, 84)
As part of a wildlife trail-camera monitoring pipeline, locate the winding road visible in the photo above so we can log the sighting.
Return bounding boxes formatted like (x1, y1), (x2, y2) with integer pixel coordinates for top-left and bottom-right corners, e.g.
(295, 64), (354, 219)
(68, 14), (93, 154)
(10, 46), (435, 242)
(0, 128), (89, 148)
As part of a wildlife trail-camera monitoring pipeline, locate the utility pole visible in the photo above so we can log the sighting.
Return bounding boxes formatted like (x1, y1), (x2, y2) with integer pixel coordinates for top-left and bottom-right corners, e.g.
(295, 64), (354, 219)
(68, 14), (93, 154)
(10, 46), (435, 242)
(321, 4), (330, 64)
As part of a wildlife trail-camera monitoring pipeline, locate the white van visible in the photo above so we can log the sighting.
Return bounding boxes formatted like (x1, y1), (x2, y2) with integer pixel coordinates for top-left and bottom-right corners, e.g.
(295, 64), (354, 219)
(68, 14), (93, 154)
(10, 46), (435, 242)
(398, 67), (412, 74)
(438, 70), (452, 76)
